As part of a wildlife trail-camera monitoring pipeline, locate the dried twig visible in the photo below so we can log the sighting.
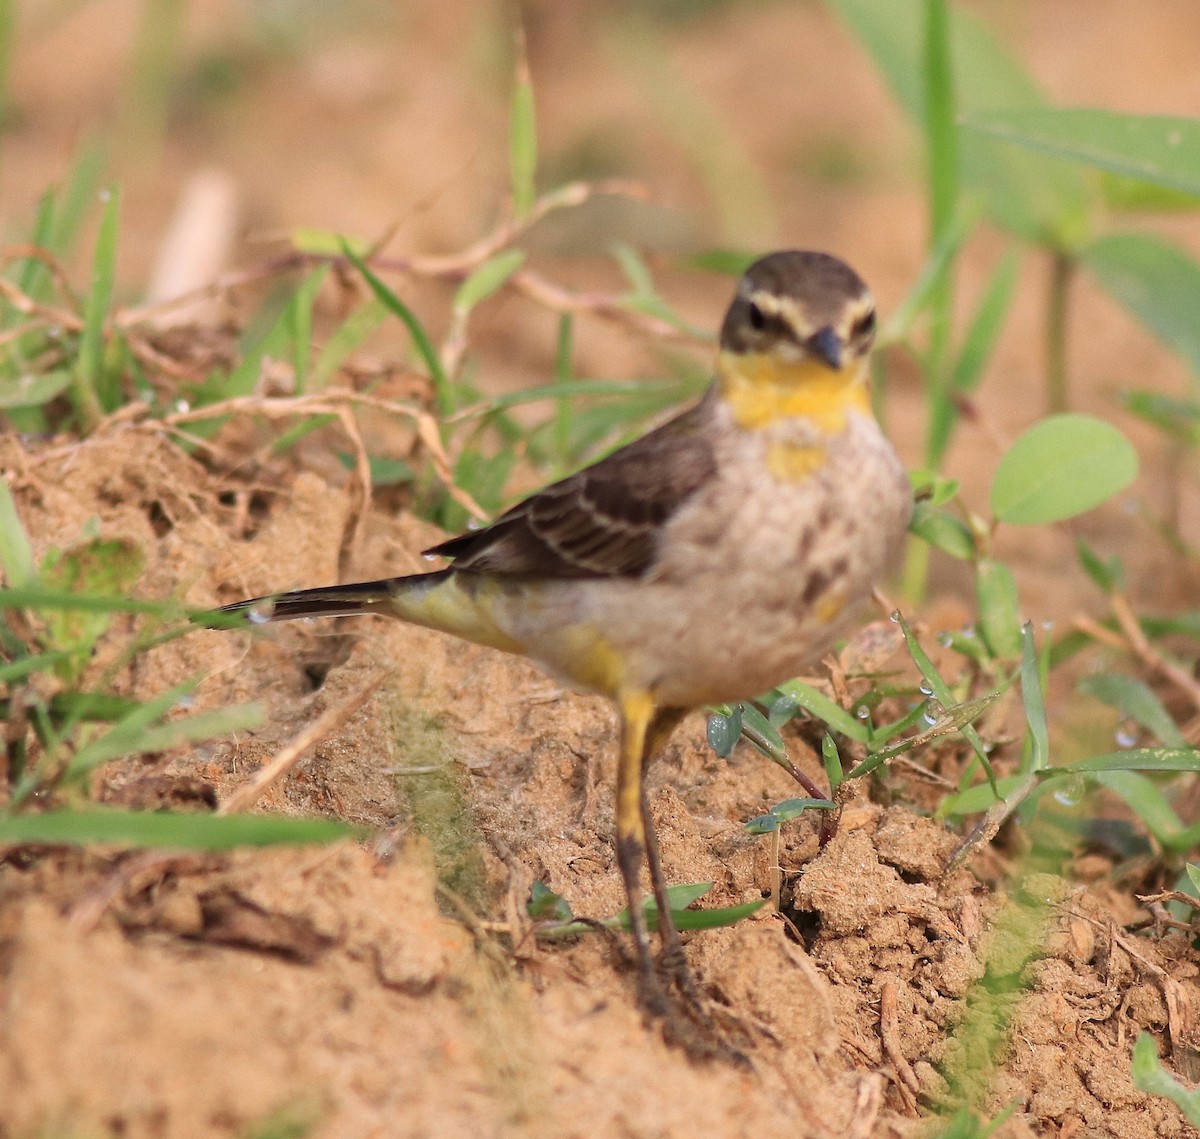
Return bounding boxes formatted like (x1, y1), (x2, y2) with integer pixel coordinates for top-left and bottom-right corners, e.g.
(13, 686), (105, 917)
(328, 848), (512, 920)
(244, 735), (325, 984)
(217, 675), (384, 815)
(1074, 599), (1200, 714)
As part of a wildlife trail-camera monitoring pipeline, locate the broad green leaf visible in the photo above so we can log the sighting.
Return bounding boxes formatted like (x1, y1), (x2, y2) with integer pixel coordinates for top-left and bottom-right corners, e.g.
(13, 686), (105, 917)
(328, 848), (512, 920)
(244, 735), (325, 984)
(1082, 233), (1200, 378)
(1132, 1033), (1200, 1125)
(745, 798), (837, 835)
(976, 559), (1022, 660)
(991, 414), (1138, 525)
(1078, 673), (1186, 748)
(453, 250), (526, 314)
(705, 706), (742, 758)
(0, 808), (356, 851)
(527, 880), (573, 923)
(965, 110), (1200, 198)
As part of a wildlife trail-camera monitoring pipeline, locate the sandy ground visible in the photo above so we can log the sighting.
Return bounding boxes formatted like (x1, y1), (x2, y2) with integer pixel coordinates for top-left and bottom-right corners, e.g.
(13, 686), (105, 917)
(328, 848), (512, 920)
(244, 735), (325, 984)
(3, 2), (1200, 1137)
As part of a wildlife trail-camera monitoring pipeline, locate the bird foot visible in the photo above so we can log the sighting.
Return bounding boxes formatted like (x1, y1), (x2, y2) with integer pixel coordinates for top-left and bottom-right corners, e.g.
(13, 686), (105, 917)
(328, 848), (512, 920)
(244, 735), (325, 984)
(636, 952), (752, 1068)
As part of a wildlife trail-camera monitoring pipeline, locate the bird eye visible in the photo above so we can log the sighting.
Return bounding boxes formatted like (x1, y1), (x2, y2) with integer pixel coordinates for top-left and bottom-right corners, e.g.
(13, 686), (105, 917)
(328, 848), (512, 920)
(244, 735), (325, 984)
(747, 302), (766, 331)
(854, 309), (877, 338)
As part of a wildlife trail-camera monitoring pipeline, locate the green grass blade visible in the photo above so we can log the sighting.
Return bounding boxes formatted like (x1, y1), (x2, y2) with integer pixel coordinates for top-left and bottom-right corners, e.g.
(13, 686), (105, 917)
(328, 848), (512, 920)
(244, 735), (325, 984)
(965, 109), (1200, 199)
(976, 558), (1022, 660)
(0, 586), (183, 617)
(772, 678), (870, 743)
(1078, 673), (1187, 748)
(509, 41), (537, 217)
(822, 733), (843, 793)
(73, 185), (120, 427)
(1019, 623), (1049, 772)
(453, 249), (526, 314)
(0, 808), (357, 851)
(66, 686), (262, 780)
(922, 0), (957, 374)
(951, 246), (1019, 379)
(1132, 1033), (1200, 1125)
(897, 612), (996, 786)
(340, 241), (450, 416)
(313, 298), (388, 388)
(1090, 771), (1188, 852)
(286, 265), (328, 393)
(51, 136), (107, 257)
(826, 0), (1092, 247)
(0, 478), (34, 588)
(1055, 748), (1200, 775)
(1081, 233), (1200, 379)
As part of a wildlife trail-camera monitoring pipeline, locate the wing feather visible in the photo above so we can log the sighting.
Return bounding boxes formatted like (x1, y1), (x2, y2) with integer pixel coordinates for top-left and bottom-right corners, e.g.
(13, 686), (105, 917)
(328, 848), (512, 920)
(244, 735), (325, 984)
(426, 387), (718, 579)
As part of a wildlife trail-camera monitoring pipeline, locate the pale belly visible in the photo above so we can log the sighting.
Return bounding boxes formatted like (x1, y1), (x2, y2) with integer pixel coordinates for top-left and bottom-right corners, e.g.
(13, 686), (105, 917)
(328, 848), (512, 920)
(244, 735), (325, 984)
(490, 413), (911, 707)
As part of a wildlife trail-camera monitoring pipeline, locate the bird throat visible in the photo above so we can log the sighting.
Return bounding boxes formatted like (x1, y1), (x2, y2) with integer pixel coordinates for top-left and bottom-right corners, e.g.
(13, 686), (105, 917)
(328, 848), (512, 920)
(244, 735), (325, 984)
(718, 350), (872, 483)
(717, 350), (871, 433)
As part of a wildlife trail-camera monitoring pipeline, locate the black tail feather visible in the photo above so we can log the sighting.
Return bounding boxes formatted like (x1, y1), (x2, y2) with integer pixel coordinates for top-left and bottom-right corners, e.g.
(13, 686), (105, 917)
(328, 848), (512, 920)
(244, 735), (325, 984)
(203, 570), (452, 626)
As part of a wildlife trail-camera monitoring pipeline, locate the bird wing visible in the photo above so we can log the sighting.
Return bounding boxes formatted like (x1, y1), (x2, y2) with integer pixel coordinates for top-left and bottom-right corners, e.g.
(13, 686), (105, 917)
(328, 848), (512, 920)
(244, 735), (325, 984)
(425, 387), (718, 579)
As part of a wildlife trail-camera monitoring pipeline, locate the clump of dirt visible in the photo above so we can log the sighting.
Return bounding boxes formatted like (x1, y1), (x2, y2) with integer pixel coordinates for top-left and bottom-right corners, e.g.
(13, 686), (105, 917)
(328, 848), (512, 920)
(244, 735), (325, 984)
(1, 426), (1197, 1139)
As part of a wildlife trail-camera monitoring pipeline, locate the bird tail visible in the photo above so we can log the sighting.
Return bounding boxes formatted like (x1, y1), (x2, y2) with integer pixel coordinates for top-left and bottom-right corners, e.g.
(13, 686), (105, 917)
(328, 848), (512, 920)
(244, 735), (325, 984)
(206, 570), (452, 625)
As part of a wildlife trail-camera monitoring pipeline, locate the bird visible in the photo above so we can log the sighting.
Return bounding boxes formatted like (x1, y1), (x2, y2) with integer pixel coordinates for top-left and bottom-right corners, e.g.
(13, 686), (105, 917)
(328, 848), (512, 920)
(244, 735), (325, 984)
(212, 250), (912, 1033)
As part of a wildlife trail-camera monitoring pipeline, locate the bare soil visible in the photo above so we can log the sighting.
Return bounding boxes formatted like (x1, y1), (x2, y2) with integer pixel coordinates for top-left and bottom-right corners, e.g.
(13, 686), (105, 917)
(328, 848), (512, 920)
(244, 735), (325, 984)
(3, 3), (1200, 1137)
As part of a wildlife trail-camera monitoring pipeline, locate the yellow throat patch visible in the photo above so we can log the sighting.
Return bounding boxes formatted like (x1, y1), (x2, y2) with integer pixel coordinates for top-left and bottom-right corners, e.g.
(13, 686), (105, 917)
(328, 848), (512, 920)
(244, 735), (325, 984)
(718, 350), (871, 483)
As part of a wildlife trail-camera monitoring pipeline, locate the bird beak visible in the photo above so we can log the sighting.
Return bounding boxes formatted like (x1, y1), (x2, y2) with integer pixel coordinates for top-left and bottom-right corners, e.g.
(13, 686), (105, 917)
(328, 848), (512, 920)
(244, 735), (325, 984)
(808, 326), (844, 371)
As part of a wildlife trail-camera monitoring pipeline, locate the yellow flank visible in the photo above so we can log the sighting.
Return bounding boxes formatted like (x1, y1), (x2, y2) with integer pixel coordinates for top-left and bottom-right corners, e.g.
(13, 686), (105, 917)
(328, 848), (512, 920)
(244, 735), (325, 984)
(389, 575), (525, 655)
(766, 441), (827, 483)
(560, 624), (628, 697)
(815, 591), (846, 624)
(717, 351), (871, 434)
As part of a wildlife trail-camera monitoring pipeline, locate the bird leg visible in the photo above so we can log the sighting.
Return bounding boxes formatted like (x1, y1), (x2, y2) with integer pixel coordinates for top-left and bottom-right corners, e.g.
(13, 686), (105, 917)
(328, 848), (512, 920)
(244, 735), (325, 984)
(615, 689), (668, 1016)
(639, 706), (697, 1002)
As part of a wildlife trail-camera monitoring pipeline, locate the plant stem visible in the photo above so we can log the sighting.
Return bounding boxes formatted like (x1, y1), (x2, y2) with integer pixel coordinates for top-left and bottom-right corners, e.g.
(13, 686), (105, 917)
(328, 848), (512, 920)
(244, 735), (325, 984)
(1046, 251), (1075, 413)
